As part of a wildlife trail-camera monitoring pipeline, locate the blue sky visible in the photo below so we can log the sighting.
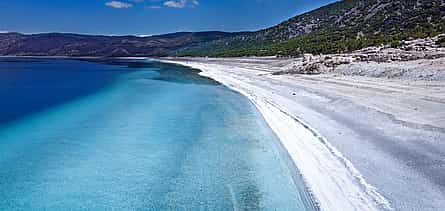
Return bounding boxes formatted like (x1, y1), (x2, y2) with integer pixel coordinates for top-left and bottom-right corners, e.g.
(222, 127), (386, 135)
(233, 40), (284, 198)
(0, 0), (338, 35)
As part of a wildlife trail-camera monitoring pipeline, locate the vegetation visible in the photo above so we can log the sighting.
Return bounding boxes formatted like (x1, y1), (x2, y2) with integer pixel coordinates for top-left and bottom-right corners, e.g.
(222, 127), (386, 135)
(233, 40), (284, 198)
(1, 0), (444, 57)
(178, 0), (445, 57)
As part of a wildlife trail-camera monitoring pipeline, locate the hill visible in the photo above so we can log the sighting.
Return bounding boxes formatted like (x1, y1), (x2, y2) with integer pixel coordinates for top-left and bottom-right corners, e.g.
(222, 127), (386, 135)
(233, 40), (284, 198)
(0, 31), (244, 57)
(179, 0), (445, 57)
(1, 0), (445, 57)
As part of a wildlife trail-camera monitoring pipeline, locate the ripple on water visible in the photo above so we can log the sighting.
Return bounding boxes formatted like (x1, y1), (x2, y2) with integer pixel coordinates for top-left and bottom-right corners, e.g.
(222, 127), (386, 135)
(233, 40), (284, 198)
(0, 58), (316, 210)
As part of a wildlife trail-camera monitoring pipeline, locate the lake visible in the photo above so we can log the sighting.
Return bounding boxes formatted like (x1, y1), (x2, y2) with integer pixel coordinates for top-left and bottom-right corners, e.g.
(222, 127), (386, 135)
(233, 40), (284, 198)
(0, 58), (316, 210)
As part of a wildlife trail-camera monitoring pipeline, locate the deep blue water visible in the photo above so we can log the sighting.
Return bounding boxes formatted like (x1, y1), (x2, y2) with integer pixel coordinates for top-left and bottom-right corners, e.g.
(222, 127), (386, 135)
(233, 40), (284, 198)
(0, 58), (315, 210)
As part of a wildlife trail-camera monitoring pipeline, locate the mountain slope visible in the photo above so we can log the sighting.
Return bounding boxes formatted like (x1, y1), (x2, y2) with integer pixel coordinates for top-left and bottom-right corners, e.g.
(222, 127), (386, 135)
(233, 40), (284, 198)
(179, 0), (445, 56)
(261, 0), (445, 40)
(1, 0), (445, 57)
(0, 31), (243, 57)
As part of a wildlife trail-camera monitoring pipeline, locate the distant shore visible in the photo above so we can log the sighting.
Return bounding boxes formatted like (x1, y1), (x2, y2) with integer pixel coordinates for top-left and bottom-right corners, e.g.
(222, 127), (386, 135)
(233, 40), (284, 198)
(162, 56), (445, 211)
(0, 56), (151, 59)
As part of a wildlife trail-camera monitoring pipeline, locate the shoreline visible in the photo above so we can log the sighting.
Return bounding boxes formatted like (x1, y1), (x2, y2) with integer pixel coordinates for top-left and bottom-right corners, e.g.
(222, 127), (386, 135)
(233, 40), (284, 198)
(6, 56), (441, 210)
(162, 59), (393, 211)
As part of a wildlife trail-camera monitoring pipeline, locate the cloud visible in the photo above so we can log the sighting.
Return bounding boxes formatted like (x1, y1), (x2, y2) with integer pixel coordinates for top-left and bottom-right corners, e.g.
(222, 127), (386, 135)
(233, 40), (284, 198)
(145, 5), (161, 9)
(191, 0), (199, 6)
(136, 34), (152, 37)
(105, 1), (133, 9)
(163, 0), (198, 8)
(163, 0), (186, 8)
(104, 0), (198, 10)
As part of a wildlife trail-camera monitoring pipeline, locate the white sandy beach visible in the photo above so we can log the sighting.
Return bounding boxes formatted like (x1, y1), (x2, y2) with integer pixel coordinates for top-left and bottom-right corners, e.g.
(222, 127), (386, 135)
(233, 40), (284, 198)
(162, 57), (445, 211)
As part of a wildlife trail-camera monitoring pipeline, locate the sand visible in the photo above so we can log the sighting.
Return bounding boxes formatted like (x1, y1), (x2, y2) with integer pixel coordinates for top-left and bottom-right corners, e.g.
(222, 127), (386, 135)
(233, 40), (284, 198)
(161, 57), (445, 211)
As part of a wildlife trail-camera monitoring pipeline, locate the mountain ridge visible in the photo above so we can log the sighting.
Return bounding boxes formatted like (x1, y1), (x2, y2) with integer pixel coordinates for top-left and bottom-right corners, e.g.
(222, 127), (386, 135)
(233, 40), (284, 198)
(179, 0), (445, 56)
(0, 31), (248, 57)
(2, 0), (445, 57)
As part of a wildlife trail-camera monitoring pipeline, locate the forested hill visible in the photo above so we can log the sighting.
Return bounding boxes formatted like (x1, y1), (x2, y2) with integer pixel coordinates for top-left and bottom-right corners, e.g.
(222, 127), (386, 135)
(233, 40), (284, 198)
(179, 0), (445, 57)
(0, 31), (245, 57)
(1, 0), (445, 57)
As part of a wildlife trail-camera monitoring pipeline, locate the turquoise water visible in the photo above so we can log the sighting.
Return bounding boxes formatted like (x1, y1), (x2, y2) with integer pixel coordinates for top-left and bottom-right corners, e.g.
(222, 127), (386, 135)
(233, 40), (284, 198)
(0, 58), (315, 210)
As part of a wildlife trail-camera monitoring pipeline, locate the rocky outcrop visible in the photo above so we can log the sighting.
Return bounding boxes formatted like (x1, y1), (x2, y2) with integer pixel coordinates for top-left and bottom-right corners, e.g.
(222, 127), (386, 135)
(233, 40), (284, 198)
(274, 54), (355, 75)
(353, 34), (445, 62)
(274, 34), (445, 76)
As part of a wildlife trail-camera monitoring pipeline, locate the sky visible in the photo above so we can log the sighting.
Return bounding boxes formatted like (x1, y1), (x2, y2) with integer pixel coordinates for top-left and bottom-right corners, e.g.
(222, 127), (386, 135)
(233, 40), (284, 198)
(0, 0), (338, 36)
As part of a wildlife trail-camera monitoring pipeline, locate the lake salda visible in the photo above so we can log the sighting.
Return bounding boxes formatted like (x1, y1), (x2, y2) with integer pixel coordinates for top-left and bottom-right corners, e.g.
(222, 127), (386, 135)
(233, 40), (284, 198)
(0, 58), (316, 210)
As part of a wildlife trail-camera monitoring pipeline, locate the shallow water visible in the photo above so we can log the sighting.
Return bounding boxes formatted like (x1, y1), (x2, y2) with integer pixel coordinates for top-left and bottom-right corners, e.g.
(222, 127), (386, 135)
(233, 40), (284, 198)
(0, 58), (315, 210)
